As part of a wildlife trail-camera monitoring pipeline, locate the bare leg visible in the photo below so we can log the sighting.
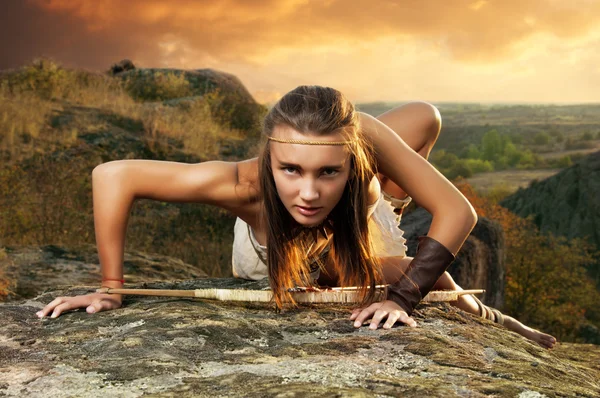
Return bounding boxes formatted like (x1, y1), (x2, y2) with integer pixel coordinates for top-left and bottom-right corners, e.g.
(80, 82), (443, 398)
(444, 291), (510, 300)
(429, 269), (558, 349)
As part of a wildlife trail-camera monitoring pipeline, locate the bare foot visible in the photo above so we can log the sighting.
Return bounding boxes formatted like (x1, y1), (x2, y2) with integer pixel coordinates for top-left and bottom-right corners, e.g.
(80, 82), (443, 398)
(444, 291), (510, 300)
(503, 316), (558, 349)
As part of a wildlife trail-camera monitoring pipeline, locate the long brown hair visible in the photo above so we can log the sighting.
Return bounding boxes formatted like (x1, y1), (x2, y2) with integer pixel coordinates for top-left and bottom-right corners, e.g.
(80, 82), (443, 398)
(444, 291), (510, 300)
(258, 85), (385, 310)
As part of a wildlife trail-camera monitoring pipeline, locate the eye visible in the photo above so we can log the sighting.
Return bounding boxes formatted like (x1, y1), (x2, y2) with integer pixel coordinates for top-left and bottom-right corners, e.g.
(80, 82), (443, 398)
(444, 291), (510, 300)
(281, 166), (298, 175)
(321, 168), (339, 177)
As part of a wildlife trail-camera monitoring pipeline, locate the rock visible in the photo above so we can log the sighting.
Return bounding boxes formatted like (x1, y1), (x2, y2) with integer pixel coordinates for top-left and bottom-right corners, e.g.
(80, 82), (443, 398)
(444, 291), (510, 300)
(0, 244), (207, 302)
(1, 278), (598, 396)
(117, 67), (267, 132)
(402, 210), (506, 308)
(109, 59), (135, 75)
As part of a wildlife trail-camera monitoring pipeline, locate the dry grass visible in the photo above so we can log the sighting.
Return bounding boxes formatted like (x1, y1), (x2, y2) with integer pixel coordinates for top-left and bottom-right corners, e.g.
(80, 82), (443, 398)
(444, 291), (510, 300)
(0, 59), (244, 162)
(0, 59), (253, 286)
(465, 169), (563, 195)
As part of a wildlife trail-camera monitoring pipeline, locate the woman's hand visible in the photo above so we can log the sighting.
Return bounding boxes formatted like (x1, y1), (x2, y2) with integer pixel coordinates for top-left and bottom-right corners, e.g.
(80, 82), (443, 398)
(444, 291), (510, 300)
(349, 299), (417, 329)
(36, 293), (123, 319)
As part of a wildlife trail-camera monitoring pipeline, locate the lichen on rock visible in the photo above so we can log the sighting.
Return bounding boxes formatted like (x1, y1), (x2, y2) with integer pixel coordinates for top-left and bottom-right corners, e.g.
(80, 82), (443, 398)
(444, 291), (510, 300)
(1, 278), (599, 397)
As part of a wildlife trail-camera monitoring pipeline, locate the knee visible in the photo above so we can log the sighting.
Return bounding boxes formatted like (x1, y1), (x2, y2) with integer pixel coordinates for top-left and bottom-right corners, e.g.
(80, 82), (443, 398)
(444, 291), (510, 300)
(419, 101), (442, 141)
(406, 101), (442, 150)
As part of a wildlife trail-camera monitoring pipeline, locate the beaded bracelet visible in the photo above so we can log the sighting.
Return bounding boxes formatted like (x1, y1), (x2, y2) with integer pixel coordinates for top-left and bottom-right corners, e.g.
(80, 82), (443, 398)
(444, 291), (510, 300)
(102, 278), (125, 283)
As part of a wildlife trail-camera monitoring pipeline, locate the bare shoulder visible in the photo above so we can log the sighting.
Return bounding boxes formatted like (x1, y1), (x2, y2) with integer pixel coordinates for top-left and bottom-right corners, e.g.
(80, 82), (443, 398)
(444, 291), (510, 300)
(236, 157), (260, 187)
(232, 157), (263, 223)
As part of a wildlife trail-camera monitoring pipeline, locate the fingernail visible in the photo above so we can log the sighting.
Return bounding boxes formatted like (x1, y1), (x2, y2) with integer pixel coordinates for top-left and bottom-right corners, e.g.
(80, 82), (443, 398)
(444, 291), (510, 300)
(87, 307), (96, 314)
(354, 321), (360, 327)
(36, 311), (42, 317)
(50, 313), (57, 318)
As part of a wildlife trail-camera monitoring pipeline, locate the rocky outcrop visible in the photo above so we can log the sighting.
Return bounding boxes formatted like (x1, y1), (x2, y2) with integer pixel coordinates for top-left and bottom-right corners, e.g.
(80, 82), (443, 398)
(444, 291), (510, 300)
(500, 150), (600, 250)
(1, 278), (599, 397)
(0, 244), (207, 302)
(401, 211), (506, 309)
(116, 67), (267, 132)
(109, 59), (135, 75)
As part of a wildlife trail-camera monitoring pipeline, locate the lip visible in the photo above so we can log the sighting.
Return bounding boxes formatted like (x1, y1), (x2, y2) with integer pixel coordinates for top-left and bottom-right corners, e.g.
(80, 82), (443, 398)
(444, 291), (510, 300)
(296, 206), (322, 216)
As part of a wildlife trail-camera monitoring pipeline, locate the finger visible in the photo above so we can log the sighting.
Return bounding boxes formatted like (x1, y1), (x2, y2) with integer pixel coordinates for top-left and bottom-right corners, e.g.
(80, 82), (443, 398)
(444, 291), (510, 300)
(50, 302), (75, 318)
(369, 311), (388, 330)
(398, 312), (417, 327)
(349, 308), (363, 320)
(87, 298), (116, 314)
(37, 297), (66, 318)
(353, 307), (377, 327)
(382, 313), (400, 329)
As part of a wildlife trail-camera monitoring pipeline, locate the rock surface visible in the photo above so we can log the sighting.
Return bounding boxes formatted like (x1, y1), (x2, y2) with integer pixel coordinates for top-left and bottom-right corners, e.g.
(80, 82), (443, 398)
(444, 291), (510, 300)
(1, 244), (207, 302)
(1, 278), (599, 397)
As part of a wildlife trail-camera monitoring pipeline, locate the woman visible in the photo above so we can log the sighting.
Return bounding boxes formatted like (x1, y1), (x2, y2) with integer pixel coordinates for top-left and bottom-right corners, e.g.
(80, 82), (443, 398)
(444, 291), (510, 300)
(37, 85), (557, 349)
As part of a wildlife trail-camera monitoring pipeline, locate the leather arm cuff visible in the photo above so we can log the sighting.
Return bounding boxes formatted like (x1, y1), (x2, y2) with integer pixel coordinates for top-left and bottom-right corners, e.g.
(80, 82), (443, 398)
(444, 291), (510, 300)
(386, 235), (456, 316)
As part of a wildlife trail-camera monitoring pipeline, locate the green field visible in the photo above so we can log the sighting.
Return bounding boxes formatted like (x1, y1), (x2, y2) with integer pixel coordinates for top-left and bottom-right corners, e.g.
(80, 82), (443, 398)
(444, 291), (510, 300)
(357, 101), (600, 193)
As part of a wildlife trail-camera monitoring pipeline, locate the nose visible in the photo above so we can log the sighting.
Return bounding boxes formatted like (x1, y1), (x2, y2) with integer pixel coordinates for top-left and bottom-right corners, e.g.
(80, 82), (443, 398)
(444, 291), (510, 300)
(299, 178), (319, 202)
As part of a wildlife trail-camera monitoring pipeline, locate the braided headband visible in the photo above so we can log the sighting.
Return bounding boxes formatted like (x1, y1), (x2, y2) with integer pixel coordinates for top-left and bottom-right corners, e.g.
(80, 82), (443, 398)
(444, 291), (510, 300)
(267, 136), (352, 146)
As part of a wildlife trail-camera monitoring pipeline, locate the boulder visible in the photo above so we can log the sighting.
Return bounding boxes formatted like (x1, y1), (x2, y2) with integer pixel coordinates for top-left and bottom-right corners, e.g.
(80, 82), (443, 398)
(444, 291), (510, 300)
(0, 244), (207, 302)
(0, 278), (598, 396)
(109, 59), (136, 75)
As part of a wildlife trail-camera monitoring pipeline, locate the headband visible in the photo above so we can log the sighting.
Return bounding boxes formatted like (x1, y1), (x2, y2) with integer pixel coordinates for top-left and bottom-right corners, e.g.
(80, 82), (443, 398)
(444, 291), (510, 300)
(267, 136), (352, 146)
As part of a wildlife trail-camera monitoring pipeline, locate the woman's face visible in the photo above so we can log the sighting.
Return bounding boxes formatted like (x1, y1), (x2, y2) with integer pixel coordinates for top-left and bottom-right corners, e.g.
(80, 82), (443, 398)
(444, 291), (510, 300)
(270, 125), (352, 227)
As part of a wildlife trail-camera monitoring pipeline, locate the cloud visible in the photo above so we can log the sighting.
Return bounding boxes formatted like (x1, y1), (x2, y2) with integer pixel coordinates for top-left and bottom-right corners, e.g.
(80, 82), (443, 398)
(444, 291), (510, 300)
(2, 0), (598, 69)
(1, 0), (599, 102)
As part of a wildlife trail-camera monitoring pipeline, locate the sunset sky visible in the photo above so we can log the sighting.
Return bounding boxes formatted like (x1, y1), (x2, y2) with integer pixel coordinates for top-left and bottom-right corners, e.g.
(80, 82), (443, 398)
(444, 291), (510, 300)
(2, 0), (600, 104)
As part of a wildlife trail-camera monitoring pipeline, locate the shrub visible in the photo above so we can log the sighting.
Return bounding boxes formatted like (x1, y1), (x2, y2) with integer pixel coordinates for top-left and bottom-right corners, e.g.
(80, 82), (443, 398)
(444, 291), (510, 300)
(463, 158), (493, 173)
(533, 132), (550, 145)
(124, 70), (192, 102)
(556, 155), (573, 168)
(430, 150), (459, 170)
(456, 181), (600, 343)
(446, 161), (473, 179)
(459, 144), (481, 160)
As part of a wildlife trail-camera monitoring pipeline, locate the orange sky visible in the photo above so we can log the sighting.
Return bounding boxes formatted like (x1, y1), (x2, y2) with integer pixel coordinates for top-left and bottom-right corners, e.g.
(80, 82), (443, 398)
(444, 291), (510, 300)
(3, 0), (600, 104)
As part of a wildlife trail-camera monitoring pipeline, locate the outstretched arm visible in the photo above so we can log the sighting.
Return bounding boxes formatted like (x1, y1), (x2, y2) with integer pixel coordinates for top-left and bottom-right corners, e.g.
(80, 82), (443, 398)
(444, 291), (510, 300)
(350, 112), (477, 329)
(37, 159), (258, 318)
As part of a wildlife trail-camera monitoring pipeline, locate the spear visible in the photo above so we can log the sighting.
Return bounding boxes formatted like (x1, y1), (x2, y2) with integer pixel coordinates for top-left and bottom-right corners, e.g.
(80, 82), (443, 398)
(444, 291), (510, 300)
(96, 286), (485, 304)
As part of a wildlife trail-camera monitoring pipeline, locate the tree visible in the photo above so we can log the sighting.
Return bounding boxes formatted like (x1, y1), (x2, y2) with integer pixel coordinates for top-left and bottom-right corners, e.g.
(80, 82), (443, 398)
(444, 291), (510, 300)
(533, 132), (550, 145)
(481, 129), (502, 162)
(503, 141), (521, 166)
(454, 180), (600, 343)
(447, 161), (473, 179)
(460, 144), (481, 160)
(556, 155), (573, 168)
(430, 150), (459, 170)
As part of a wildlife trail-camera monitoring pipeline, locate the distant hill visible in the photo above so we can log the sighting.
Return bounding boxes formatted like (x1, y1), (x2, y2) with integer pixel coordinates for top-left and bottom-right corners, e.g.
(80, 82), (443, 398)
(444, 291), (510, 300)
(500, 150), (600, 250)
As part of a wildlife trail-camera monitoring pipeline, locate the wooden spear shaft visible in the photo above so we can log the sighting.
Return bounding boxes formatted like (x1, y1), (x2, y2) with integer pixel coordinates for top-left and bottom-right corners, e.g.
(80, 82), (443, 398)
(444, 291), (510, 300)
(96, 287), (485, 303)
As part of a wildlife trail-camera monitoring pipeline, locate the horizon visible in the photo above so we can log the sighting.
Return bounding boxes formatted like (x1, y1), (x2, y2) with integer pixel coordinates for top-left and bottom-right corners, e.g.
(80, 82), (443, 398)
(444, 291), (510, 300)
(2, 59), (600, 107)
